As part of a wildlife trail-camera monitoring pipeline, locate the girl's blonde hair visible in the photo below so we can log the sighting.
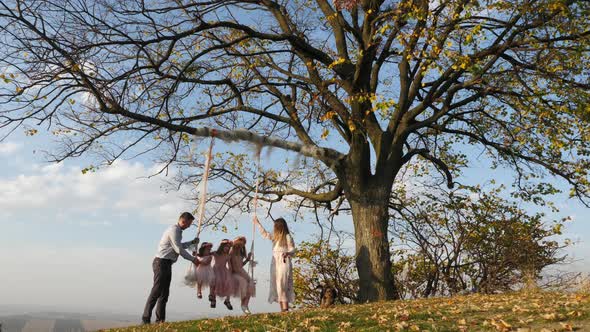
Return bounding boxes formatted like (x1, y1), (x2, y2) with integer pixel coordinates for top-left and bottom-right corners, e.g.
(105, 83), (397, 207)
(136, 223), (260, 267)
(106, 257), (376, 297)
(273, 218), (290, 246)
(231, 236), (247, 258)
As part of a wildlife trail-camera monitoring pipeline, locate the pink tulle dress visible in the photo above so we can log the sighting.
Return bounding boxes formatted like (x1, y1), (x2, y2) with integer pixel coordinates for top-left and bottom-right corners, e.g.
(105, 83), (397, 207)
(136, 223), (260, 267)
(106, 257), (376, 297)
(230, 254), (255, 299)
(195, 255), (215, 286)
(213, 253), (234, 297)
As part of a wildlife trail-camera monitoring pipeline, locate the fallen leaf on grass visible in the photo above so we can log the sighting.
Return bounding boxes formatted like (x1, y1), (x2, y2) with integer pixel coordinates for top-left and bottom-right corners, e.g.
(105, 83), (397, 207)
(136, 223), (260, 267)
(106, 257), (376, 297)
(338, 321), (352, 331)
(490, 319), (512, 331)
(559, 322), (573, 332)
(512, 305), (531, 313)
(394, 322), (409, 331)
(397, 310), (410, 321)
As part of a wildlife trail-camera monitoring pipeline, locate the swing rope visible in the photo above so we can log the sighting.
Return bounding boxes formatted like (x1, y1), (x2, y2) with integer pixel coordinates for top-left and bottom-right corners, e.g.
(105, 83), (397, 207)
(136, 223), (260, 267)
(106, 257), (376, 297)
(195, 131), (216, 240)
(249, 145), (262, 281)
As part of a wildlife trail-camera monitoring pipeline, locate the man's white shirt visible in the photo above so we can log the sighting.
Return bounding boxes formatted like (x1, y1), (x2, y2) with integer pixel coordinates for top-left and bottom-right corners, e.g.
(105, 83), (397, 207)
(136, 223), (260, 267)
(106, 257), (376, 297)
(155, 224), (195, 262)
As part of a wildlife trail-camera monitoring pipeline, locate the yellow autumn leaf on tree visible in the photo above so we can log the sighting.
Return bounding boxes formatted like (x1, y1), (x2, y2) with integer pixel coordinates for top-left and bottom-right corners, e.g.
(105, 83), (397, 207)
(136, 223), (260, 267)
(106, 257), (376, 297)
(321, 111), (337, 121)
(328, 57), (346, 69)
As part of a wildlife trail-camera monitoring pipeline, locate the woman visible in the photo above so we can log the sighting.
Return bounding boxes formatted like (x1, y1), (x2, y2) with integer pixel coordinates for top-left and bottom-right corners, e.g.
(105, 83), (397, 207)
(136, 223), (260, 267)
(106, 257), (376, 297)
(229, 236), (255, 314)
(253, 216), (296, 312)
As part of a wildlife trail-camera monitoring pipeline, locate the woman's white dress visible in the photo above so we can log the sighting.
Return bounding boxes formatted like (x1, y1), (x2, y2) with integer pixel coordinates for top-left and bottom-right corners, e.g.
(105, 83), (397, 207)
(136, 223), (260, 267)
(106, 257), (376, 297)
(258, 226), (296, 304)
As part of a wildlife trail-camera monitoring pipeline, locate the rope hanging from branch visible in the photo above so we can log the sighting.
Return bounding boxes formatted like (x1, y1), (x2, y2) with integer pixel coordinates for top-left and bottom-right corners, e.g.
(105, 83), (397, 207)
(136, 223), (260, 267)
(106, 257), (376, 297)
(249, 144), (262, 281)
(195, 131), (216, 239)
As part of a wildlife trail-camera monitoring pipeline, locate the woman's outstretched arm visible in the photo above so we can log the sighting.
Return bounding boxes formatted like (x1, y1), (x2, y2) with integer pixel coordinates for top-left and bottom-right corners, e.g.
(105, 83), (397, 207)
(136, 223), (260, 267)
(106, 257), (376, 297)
(253, 216), (272, 240)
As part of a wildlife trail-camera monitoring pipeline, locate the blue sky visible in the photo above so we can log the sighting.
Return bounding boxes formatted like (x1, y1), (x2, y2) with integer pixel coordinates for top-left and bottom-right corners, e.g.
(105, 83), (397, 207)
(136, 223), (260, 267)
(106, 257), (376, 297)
(0, 131), (338, 320)
(0, 132), (278, 319)
(0, 128), (589, 321)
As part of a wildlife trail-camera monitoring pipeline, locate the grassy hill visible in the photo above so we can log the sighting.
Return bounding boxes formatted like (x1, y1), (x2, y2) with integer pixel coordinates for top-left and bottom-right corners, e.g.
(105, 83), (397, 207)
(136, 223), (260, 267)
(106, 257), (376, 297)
(104, 292), (590, 332)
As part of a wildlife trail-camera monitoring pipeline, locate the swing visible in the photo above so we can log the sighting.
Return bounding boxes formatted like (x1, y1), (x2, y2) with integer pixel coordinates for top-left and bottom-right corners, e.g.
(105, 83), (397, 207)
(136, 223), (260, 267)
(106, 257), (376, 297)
(248, 144), (263, 296)
(190, 130), (261, 296)
(184, 131), (216, 287)
(194, 130), (216, 241)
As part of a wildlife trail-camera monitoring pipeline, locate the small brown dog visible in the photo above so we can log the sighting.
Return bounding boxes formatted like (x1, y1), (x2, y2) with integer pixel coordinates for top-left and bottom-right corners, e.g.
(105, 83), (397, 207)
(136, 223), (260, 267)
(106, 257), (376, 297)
(319, 285), (338, 308)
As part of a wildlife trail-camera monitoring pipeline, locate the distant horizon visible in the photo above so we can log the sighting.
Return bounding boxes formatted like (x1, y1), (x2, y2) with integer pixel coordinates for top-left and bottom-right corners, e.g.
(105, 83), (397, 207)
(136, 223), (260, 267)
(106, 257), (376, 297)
(0, 302), (226, 321)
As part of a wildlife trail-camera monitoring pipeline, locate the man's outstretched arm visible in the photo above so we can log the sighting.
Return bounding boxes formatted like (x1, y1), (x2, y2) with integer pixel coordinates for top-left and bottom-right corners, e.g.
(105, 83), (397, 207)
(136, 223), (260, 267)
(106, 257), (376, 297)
(170, 228), (197, 262)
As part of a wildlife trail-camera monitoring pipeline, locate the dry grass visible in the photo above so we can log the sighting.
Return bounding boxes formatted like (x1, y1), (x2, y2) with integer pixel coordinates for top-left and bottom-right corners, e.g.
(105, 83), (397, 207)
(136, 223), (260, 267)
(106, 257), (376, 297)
(104, 291), (590, 332)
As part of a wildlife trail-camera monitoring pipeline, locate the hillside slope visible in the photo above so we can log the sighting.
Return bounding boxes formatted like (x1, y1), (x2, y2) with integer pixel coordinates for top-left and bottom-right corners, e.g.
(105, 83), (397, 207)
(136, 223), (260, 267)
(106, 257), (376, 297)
(105, 292), (590, 331)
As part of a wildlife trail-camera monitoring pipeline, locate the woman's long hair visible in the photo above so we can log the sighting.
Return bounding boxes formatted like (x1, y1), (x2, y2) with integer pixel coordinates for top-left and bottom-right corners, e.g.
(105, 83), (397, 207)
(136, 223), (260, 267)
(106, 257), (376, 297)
(273, 218), (290, 246)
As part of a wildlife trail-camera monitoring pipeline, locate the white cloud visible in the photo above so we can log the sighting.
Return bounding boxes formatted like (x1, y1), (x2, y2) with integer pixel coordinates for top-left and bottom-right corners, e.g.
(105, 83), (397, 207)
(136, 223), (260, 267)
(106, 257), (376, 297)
(0, 246), (178, 315)
(0, 154), (279, 317)
(0, 244), (276, 317)
(0, 141), (21, 155)
(0, 160), (194, 225)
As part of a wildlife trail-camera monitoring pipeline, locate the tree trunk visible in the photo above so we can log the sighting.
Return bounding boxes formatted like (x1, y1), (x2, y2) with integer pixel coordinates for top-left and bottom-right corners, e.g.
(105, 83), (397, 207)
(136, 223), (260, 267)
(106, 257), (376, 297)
(338, 116), (399, 302)
(350, 195), (398, 302)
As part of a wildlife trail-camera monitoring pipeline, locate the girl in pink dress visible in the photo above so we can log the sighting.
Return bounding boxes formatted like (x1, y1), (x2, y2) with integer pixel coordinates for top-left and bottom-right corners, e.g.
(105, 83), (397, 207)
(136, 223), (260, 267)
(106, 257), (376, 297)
(229, 236), (255, 314)
(212, 239), (234, 310)
(195, 242), (215, 299)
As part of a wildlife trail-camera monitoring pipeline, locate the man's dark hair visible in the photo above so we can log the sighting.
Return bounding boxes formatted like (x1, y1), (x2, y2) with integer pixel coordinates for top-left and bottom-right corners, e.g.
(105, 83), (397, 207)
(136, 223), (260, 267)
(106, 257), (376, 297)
(179, 212), (195, 221)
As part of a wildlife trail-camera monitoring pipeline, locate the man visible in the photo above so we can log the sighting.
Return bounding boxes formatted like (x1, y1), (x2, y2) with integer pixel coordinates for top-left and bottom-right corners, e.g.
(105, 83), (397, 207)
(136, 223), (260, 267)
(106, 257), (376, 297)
(142, 212), (200, 324)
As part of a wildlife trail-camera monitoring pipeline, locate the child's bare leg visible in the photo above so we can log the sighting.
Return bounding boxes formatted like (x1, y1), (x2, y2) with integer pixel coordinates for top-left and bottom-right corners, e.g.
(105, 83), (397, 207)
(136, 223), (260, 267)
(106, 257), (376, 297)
(280, 301), (289, 312)
(240, 295), (251, 314)
(197, 282), (203, 298)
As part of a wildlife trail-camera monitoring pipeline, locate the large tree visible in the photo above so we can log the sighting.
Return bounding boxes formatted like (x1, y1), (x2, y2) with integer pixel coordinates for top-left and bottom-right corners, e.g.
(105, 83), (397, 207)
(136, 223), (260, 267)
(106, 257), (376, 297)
(0, 0), (588, 301)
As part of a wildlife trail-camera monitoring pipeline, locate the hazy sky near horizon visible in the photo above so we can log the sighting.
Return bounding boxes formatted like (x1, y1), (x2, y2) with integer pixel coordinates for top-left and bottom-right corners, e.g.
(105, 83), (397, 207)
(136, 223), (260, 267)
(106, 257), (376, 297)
(0, 132), (305, 320)
(1, 130), (589, 321)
